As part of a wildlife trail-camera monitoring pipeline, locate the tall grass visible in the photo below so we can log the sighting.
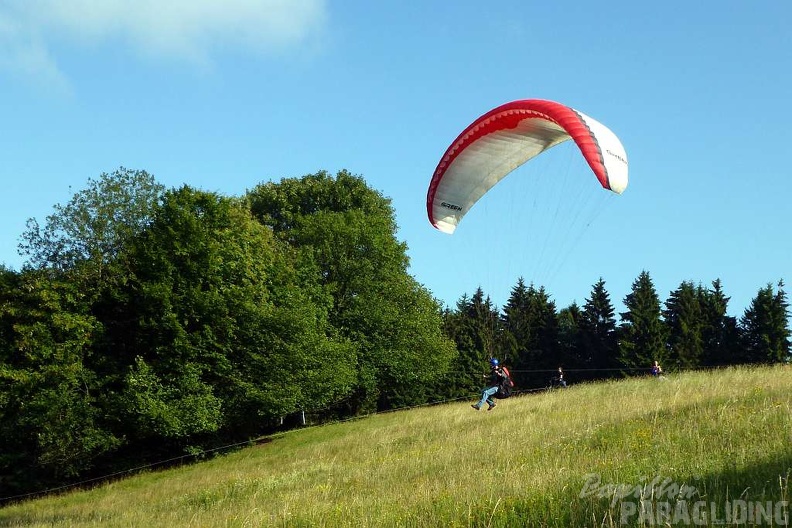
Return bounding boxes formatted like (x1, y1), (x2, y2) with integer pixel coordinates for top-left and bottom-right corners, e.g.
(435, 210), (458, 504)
(1, 365), (790, 527)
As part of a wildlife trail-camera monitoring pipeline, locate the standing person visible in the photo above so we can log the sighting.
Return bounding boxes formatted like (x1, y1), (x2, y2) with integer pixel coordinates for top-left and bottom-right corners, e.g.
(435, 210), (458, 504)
(555, 367), (567, 388)
(651, 360), (663, 377)
(472, 358), (508, 411)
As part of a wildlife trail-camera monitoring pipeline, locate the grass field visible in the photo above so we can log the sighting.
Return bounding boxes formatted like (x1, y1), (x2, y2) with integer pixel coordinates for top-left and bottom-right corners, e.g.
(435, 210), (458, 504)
(1, 365), (790, 527)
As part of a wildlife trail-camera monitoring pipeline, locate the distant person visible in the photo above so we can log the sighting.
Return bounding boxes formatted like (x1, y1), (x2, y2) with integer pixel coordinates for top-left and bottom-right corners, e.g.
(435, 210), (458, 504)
(472, 358), (509, 411)
(554, 367), (567, 388)
(651, 360), (664, 378)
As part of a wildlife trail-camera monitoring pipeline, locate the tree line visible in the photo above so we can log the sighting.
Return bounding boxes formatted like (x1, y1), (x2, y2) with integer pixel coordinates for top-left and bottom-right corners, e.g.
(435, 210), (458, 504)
(0, 168), (789, 499)
(442, 275), (789, 393)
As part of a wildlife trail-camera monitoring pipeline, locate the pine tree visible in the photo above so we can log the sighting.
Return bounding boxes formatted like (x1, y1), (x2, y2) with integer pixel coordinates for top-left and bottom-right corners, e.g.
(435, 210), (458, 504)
(773, 281), (791, 362)
(557, 302), (582, 379)
(697, 279), (740, 366)
(441, 288), (501, 398)
(579, 278), (619, 380)
(440, 296), (485, 398)
(501, 278), (531, 368)
(740, 280), (791, 363)
(467, 287), (500, 361)
(663, 281), (703, 368)
(619, 271), (666, 373)
(510, 283), (558, 388)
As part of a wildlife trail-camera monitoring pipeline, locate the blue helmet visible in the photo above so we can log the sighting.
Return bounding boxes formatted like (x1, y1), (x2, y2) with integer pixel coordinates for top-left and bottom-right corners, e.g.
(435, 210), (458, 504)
(489, 358), (499, 367)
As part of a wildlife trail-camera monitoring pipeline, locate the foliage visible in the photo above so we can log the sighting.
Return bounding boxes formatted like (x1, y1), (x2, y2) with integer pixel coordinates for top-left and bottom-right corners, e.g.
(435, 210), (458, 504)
(556, 302), (581, 376)
(618, 271), (666, 371)
(247, 170), (455, 413)
(740, 280), (791, 363)
(578, 278), (619, 380)
(0, 269), (118, 492)
(507, 282), (558, 388)
(697, 279), (741, 366)
(500, 279), (531, 368)
(18, 168), (164, 288)
(663, 280), (703, 368)
(441, 290), (499, 399)
(112, 186), (358, 439)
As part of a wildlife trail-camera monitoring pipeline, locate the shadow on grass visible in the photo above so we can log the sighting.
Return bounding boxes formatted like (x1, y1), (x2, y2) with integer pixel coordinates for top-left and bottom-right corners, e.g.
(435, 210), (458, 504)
(471, 454), (791, 527)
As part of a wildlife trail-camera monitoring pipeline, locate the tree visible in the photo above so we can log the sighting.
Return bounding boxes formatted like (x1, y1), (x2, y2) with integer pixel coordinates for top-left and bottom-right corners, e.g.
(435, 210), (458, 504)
(440, 291), (497, 400)
(740, 280), (791, 364)
(663, 281), (703, 368)
(466, 287), (501, 361)
(19, 168), (164, 287)
(501, 278), (530, 369)
(0, 269), (118, 492)
(502, 281), (558, 388)
(556, 302), (582, 379)
(1, 167), (166, 494)
(578, 278), (619, 380)
(619, 271), (666, 373)
(247, 170), (455, 413)
(112, 187), (360, 439)
(697, 279), (740, 366)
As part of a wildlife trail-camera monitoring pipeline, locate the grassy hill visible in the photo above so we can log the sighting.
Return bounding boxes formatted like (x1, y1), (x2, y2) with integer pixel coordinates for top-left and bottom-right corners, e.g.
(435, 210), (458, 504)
(1, 366), (790, 527)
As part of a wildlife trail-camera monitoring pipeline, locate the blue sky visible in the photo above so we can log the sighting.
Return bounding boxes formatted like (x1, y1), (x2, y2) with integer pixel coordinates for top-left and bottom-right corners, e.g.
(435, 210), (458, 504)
(1, 0), (790, 319)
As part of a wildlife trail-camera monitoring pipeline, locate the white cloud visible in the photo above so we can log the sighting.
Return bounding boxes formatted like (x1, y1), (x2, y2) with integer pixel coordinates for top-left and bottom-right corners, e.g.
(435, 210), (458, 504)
(0, 0), (327, 84)
(0, 9), (71, 93)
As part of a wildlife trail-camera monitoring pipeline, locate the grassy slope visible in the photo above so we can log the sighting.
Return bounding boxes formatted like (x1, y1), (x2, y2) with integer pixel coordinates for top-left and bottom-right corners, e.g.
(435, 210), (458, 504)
(1, 366), (790, 527)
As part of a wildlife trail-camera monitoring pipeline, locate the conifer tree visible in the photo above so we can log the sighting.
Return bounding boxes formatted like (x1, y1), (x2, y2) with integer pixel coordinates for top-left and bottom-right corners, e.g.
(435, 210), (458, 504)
(440, 296), (484, 398)
(579, 278), (619, 380)
(619, 271), (666, 373)
(507, 282), (558, 388)
(663, 280), (703, 368)
(740, 280), (791, 363)
(557, 302), (582, 378)
(467, 287), (501, 362)
(440, 289), (501, 399)
(501, 278), (531, 370)
(697, 279), (740, 366)
(772, 281), (791, 362)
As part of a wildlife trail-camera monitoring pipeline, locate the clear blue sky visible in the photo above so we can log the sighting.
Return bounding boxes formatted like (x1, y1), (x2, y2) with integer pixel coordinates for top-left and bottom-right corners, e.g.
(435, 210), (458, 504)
(1, 1), (789, 319)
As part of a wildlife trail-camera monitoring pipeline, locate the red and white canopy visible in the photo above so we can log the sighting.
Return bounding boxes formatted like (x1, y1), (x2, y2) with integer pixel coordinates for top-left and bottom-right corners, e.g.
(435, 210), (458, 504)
(427, 99), (628, 234)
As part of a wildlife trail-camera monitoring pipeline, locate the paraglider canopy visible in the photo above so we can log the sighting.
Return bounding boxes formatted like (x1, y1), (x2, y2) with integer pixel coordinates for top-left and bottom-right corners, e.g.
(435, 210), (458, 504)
(427, 99), (628, 234)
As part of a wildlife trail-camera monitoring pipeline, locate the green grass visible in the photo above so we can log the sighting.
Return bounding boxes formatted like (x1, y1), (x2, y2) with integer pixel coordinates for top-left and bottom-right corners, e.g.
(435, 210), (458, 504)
(1, 366), (790, 527)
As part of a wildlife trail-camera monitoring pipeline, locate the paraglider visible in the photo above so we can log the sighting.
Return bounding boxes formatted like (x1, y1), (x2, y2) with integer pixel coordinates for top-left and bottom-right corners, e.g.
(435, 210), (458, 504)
(471, 358), (512, 411)
(427, 99), (628, 234)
